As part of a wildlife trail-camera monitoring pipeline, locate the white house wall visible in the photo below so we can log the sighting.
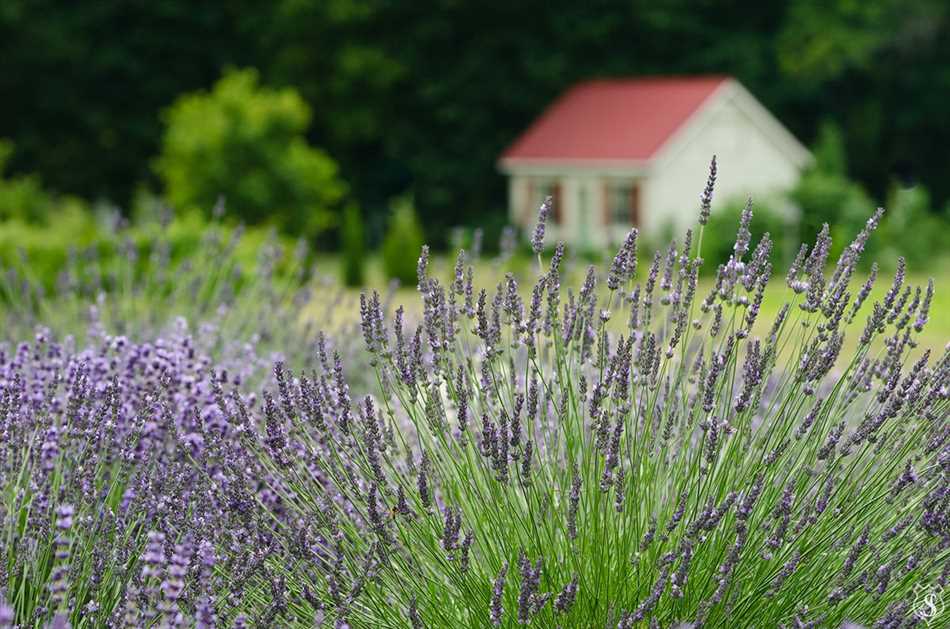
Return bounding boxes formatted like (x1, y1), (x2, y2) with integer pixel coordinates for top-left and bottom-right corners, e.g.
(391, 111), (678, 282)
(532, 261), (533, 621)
(511, 169), (668, 251)
(645, 88), (803, 239)
(509, 176), (530, 226)
(510, 172), (617, 251)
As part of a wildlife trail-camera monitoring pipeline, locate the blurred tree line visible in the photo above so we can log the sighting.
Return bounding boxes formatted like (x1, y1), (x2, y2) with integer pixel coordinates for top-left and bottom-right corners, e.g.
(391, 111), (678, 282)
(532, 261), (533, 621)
(0, 0), (948, 247)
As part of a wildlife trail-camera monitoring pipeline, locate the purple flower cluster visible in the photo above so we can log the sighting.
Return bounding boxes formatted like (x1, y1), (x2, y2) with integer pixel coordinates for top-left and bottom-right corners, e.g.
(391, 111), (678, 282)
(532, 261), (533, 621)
(0, 316), (323, 626)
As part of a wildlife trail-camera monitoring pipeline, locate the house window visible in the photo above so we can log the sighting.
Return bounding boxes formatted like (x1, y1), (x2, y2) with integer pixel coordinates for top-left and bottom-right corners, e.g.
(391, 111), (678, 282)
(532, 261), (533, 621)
(528, 179), (562, 224)
(605, 180), (640, 226)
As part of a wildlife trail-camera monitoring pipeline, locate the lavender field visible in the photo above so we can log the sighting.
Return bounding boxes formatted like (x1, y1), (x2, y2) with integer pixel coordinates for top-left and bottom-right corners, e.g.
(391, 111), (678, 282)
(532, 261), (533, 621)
(0, 174), (947, 628)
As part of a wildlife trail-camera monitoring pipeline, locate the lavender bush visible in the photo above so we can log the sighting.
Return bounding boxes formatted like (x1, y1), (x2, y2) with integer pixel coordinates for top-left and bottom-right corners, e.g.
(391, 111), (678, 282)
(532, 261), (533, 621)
(249, 165), (948, 627)
(0, 324), (276, 626)
(0, 220), (367, 627)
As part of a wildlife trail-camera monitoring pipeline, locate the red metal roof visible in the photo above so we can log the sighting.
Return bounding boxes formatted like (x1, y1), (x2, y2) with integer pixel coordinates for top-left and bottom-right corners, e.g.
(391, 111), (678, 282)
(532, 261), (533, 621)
(500, 76), (729, 164)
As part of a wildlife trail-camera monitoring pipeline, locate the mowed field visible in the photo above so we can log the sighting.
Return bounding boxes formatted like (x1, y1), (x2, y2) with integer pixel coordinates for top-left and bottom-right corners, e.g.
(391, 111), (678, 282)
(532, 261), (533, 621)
(308, 252), (950, 357)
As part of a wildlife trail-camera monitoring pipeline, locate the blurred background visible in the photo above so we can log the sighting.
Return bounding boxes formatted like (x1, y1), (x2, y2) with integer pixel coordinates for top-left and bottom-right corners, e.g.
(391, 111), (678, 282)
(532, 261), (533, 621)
(0, 0), (947, 294)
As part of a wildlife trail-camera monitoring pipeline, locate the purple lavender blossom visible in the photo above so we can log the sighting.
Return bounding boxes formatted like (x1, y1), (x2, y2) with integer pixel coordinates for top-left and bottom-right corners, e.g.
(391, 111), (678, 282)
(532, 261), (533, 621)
(490, 561), (508, 626)
(531, 197), (552, 255)
(698, 155), (717, 225)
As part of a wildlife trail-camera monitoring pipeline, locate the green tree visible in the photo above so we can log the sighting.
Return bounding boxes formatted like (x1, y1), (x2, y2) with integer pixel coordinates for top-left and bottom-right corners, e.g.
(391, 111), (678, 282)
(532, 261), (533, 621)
(154, 68), (347, 237)
(775, 0), (950, 205)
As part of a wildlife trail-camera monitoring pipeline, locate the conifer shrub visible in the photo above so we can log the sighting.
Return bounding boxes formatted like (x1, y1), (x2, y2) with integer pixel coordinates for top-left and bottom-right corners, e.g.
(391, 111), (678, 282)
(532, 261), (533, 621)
(382, 194), (425, 286)
(341, 204), (367, 287)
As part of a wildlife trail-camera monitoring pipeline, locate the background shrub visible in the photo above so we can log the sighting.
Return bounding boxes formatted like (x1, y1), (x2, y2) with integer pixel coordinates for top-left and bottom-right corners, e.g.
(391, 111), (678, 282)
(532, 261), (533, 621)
(382, 194), (424, 285)
(154, 68), (347, 238)
(0, 208), (301, 308)
(340, 204), (366, 287)
(702, 197), (797, 270)
(787, 122), (950, 270)
(877, 184), (949, 270)
(0, 206), (101, 291)
(789, 122), (876, 258)
(0, 139), (88, 224)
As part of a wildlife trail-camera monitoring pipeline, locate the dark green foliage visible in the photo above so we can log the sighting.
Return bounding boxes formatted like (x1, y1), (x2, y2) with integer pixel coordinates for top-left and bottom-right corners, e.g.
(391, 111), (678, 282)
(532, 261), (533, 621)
(382, 195), (424, 286)
(341, 204), (366, 286)
(2, 1), (950, 242)
(0, 1), (263, 204)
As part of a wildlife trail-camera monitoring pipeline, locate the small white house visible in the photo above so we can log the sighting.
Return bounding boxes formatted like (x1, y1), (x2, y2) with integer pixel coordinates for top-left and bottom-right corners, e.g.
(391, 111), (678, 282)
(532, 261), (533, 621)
(498, 76), (811, 248)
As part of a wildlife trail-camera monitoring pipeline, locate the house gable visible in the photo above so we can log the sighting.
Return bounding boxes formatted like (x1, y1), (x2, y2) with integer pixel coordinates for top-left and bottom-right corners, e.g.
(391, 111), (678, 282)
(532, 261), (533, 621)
(501, 76), (812, 244)
(652, 79), (811, 172)
(643, 81), (810, 236)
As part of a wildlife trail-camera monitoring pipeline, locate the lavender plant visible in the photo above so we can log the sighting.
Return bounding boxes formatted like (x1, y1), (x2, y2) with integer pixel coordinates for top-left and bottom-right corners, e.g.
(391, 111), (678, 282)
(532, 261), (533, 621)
(0, 322), (297, 627)
(250, 165), (948, 627)
(0, 213), (377, 627)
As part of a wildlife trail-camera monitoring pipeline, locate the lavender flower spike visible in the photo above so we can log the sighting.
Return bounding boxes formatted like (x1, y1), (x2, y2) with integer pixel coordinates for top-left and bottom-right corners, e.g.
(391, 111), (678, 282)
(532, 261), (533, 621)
(531, 196), (553, 255)
(699, 155), (717, 225)
(490, 561), (508, 626)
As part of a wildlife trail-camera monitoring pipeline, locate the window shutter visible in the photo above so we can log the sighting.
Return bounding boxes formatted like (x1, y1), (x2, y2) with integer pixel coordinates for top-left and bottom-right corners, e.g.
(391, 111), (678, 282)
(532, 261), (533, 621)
(552, 182), (562, 224)
(630, 184), (641, 226)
